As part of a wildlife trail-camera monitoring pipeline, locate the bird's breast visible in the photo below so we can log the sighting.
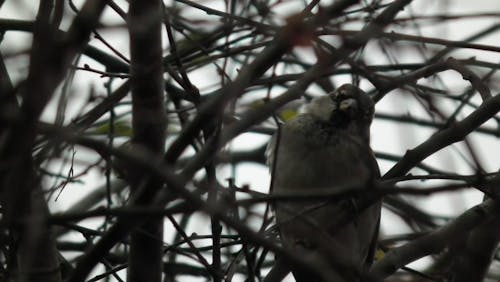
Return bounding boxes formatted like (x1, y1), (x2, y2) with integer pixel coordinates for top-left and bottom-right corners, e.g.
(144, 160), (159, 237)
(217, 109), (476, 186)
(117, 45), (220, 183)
(273, 133), (372, 192)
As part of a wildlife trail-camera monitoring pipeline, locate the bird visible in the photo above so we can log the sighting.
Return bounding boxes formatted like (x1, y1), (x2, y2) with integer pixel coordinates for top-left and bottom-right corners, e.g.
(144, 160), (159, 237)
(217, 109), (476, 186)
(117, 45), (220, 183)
(266, 84), (381, 281)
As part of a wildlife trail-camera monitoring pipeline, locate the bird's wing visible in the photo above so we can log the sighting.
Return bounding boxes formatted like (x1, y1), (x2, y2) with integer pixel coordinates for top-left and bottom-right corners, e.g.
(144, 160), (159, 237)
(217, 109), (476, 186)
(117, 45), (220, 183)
(366, 148), (381, 266)
(265, 130), (277, 171)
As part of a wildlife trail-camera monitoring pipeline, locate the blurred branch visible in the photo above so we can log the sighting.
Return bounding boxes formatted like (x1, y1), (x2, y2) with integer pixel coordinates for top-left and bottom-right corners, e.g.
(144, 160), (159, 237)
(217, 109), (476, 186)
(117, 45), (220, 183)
(323, 28), (500, 54)
(52, 130), (345, 282)
(187, 0), (415, 180)
(370, 199), (500, 280)
(449, 203), (500, 282)
(375, 112), (500, 137)
(0, 1), (106, 281)
(125, 0), (166, 281)
(383, 92), (500, 179)
(2, 0), (500, 281)
(165, 0), (360, 164)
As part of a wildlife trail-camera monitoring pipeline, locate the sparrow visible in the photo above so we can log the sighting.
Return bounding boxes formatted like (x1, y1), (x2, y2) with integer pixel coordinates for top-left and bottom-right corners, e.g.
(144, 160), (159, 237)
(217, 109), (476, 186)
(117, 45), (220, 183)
(267, 84), (381, 281)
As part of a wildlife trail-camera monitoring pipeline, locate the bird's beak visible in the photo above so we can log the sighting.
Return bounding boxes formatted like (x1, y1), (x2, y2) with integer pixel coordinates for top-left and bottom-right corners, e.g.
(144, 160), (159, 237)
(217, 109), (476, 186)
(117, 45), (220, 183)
(338, 98), (358, 118)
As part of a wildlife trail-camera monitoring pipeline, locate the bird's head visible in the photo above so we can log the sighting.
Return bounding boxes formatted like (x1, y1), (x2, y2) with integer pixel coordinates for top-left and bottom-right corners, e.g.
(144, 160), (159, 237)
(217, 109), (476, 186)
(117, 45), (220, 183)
(303, 84), (374, 141)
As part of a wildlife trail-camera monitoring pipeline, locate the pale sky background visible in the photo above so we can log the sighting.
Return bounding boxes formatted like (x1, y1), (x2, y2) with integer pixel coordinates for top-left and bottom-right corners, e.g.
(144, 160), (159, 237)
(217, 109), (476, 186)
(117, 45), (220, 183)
(1, 0), (500, 280)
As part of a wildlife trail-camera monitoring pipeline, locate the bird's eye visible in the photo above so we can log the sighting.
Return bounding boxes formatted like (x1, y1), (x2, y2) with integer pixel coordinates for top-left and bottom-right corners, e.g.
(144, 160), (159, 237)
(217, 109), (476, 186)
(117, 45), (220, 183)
(336, 90), (351, 102)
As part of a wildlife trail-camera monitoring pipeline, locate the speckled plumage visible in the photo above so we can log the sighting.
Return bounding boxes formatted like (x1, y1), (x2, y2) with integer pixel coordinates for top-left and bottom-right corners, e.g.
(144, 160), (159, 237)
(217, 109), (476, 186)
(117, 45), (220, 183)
(267, 84), (381, 282)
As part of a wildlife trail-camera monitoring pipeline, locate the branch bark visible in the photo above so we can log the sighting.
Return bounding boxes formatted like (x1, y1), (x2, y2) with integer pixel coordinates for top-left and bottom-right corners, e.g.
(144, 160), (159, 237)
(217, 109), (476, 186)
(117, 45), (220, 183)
(127, 0), (166, 281)
(0, 1), (106, 281)
(370, 199), (500, 280)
